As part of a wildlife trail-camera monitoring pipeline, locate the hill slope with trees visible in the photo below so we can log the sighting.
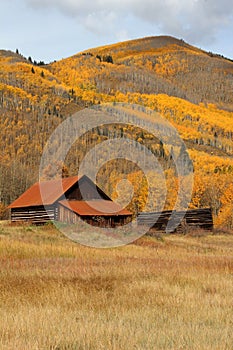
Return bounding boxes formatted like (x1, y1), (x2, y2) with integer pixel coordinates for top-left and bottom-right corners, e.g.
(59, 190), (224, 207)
(0, 36), (232, 227)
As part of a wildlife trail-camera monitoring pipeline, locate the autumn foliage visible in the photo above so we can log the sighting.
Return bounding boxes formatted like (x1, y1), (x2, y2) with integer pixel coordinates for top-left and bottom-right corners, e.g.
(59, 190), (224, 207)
(0, 37), (232, 227)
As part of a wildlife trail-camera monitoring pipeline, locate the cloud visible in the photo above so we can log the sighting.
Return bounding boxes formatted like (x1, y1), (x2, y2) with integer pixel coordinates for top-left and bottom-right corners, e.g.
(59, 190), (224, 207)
(25, 0), (233, 45)
(115, 30), (130, 42)
(84, 11), (117, 34)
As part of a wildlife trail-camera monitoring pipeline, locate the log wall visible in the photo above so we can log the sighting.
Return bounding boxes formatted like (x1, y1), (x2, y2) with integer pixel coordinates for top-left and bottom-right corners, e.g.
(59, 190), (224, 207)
(137, 208), (213, 234)
(11, 206), (55, 224)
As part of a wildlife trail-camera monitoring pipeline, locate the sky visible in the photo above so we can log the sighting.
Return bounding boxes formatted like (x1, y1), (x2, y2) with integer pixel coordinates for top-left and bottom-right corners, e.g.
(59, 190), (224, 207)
(1, 0), (233, 63)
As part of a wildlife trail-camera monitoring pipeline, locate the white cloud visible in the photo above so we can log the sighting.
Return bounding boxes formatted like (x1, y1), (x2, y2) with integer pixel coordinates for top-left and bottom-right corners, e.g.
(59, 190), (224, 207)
(84, 11), (116, 34)
(115, 30), (130, 42)
(25, 0), (233, 45)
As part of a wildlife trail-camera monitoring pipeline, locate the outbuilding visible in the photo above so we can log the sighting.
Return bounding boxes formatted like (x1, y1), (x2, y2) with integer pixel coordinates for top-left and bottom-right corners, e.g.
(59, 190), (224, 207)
(8, 175), (132, 226)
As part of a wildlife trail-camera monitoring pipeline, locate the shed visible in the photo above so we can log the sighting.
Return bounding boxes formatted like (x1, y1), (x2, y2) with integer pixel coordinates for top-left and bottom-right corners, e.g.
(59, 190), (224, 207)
(58, 200), (132, 227)
(8, 175), (132, 225)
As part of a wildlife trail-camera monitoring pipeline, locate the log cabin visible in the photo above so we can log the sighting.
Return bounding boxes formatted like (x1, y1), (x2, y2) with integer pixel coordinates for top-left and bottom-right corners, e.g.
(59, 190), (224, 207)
(8, 175), (132, 226)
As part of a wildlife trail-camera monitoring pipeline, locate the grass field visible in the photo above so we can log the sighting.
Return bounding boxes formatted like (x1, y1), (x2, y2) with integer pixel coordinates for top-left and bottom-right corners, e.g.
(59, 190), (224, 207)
(0, 221), (232, 350)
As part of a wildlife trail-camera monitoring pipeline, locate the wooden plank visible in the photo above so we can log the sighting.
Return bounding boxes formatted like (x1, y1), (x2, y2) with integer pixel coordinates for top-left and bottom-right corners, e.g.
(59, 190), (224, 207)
(11, 205), (55, 224)
(137, 208), (213, 234)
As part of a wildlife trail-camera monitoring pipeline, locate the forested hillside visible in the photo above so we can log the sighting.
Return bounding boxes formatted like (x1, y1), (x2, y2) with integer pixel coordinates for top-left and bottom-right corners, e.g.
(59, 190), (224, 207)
(50, 36), (233, 109)
(0, 36), (232, 228)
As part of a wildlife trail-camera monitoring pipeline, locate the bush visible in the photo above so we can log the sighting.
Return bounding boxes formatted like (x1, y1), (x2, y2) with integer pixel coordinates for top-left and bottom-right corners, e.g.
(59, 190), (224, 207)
(0, 203), (9, 220)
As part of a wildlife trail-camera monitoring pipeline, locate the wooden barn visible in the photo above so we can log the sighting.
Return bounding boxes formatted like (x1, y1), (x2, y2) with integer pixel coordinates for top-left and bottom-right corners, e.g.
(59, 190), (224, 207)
(8, 175), (132, 226)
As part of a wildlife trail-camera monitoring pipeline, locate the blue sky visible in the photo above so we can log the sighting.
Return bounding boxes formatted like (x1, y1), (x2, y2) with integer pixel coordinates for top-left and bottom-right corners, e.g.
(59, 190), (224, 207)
(1, 0), (233, 63)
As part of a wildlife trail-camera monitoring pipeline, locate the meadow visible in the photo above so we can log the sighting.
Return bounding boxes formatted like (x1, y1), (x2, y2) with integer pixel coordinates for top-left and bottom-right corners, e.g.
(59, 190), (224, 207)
(0, 221), (232, 349)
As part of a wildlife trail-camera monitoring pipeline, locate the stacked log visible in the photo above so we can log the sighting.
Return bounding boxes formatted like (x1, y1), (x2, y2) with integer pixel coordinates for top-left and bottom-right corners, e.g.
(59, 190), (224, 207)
(137, 208), (213, 234)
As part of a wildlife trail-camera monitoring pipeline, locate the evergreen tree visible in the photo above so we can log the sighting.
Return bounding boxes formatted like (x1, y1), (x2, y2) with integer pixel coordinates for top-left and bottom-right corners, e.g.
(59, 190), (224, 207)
(103, 55), (113, 64)
(96, 55), (102, 62)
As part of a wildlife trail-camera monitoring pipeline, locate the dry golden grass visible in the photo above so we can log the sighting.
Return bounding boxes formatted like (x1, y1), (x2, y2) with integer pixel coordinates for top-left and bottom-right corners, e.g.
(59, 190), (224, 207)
(0, 221), (232, 349)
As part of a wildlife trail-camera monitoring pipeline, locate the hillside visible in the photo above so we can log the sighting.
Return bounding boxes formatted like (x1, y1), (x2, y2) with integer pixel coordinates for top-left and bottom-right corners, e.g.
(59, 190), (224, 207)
(0, 36), (233, 227)
(50, 36), (233, 109)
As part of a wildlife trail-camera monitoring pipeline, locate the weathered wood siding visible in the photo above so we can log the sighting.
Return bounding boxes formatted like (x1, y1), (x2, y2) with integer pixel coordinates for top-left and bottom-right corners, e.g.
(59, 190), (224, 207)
(59, 204), (80, 224)
(174, 208), (213, 232)
(11, 206), (55, 224)
(58, 204), (131, 227)
(138, 210), (173, 232)
(137, 208), (213, 233)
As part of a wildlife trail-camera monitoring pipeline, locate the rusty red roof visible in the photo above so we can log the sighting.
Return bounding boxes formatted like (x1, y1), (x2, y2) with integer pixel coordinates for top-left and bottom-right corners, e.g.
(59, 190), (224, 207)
(8, 176), (80, 209)
(59, 200), (132, 216)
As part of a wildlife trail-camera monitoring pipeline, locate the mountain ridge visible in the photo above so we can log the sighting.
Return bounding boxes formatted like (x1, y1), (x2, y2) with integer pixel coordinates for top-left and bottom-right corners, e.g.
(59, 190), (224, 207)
(47, 35), (233, 110)
(2, 34), (233, 65)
